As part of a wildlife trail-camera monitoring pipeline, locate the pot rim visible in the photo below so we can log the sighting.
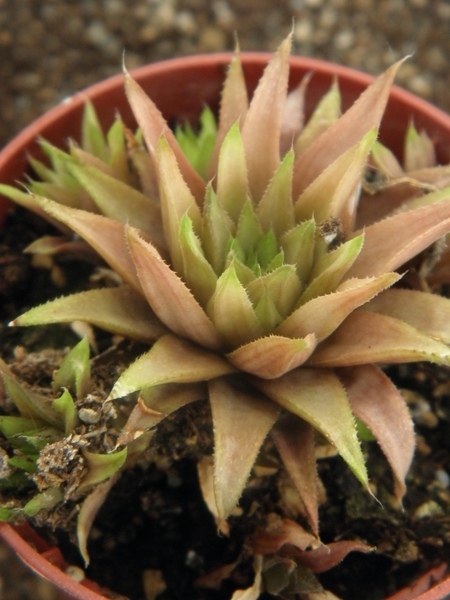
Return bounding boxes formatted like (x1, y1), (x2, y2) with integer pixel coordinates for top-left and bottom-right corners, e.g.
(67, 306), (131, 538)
(0, 52), (449, 600)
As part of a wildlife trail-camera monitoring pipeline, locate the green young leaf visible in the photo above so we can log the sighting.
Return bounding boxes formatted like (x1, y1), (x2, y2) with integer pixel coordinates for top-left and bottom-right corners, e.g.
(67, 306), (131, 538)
(256, 230), (279, 272)
(81, 101), (108, 161)
(175, 107), (217, 179)
(8, 455), (38, 473)
(0, 416), (46, 439)
(53, 338), (90, 401)
(202, 184), (235, 275)
(236, 201), (264, 256)
(279, 220), (316, 283)
(23, 487), (64, 517)
(254, 291), (284, 332)
(404, 122), (435, 172)
(179, 214), (218, 308)
(246, 265), (301, 320)
(52, 389), (77, 435)
(79, 447), (127, 492)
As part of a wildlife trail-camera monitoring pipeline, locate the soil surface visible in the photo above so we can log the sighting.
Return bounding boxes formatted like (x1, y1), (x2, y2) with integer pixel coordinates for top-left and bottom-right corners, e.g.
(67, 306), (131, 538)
(1, 2), (450, 600)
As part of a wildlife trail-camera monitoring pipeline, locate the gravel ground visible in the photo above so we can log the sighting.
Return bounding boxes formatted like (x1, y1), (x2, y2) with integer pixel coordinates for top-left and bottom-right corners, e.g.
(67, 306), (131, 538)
(0, 0), (449, 598)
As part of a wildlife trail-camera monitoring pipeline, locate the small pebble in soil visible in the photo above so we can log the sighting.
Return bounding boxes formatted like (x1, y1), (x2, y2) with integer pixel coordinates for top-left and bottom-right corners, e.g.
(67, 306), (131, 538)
(64, 565), (85, 582)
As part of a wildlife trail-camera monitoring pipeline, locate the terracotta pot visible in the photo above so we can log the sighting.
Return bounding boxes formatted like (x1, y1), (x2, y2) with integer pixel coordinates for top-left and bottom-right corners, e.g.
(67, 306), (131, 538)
(0, 54), (449, 600)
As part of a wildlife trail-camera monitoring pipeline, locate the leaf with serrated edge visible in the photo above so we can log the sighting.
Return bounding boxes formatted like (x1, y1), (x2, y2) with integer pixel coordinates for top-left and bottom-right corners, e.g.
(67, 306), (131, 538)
(295, 78), (341, 157)
(2, 374), (62, 429)
(126, 226), (223, 350)
(246, 265), (302, 320)
(209, 376), (279, 520)
(338, 364), (414, 498)
(293, 59), (406, 198)
(34, 197), (143, 293)
(66, 160), (165, 248)
(209, 263), (264, 348)
(11, 287), (167, 343)
(256, 150), (295, 236)
(124, 72), (205, 205)
(280, 220), (316, 283)
(300, 235), (364, 305)
(365, 288), (450, 344)
(346, 200), (450, 279)
(277, 273), (400, 342)
(255, 368), (368, 489)
(295, 130), (376, 232)
(310, 310), (450, 367)
(271, 416), (319, 536)
(280, 74), (310, 156)
(108, 334), (235, 400)
(216, 123), (249, 223)
(202, 184), (236, 275)
(209, 48), (248, 179)
(157, 135), (202, 272)
(227, 334), (316, 379)
(241, 34), (292, 201)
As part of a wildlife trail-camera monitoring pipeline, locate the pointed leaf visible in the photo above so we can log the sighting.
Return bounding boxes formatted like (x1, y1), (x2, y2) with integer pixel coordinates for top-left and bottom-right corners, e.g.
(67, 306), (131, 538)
(125, 72), (205, 204)
(253, 518), (316, 555)
(52, 389), (77, 436)
(227, 334), (316, 378)
(310, 310), (450, 367)
(108, 334), (235, 400)
(34, 197), (142, 292)
(79, 448), (127, 492)
(2, 374), (62, 429)
(404, 123), (436, 172)
(296, 540), (372, 573)
(209, 263), (264, 348)
(53, 338), (90, 400)
(157, 135), (202, 271)
(202, 184), (236, 275)
(66, 160), (165, 248)
(365, 288), (450, 344)
(11, 287), (167, 343)
(347, 200), (450, 279)
(271, 416), (319, 536)
(216, 122), (250, 223)
(280, 220), (316, 283)
(294, 78), (341, 156)
(236, 201), (264, 256)
(277, 273), (400, 342)
(126, 226), (223, 350)
(300, 235), (364, 304)
(179, 214), (217, 308)
(241, 34), (292, 201)
(81, 101), (108, 160)
(256, 368), (368, 488)
(209, 49), (248, 179)
(338, 364), (414, 498)
(209, 376), (279, 520)
(293, 59), (406, 198)
(246, 265), (302, 320)
(371, 141), (404, 179)
(295, 130), (376, 232)
(23, 488), (64, 517)
(117, 383), (205, 445)
(257, 150), (295, 236)
(280, 74), (310, 156)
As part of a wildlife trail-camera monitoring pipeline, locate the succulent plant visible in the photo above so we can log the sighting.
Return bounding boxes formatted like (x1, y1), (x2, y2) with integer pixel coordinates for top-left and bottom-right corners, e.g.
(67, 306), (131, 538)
(2, 34), (450, 588)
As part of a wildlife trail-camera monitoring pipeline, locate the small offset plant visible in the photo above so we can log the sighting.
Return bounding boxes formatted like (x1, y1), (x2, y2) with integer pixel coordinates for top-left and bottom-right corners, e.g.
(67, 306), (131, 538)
(2, 34), (450, 597)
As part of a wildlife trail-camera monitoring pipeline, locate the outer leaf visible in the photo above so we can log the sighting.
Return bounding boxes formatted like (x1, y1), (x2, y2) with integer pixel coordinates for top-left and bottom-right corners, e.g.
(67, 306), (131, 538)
(338, 365), (415, 498)
(117, 383), (205, 445)
(347, 199), (450, 279)
(126, 226), (223, 350)
(271, 416), (319, 536)
(108, 334), (235, 400)
(209, 376), (279, 520)
(11, 287), (167, 343)
(280, 74), (310, 156)
(124, 72), (205, 204)
(77, 470), (122, 566)
(2, 374), (62, 429)
(66, 160), (165, 248)
(34, 197), (142, 293)
(208, 264), (264, 348)
(365, 288), (450, 344)
(310, 310), (450, 367)
(241, 34), (292, 201)
(292, 59), (406, 198)
(256, 150), (295, 236)
(277, 273), (400, 342)
(209, 49), (249, 179)
(294, 78), (341, 156)
(256, 368), (368, 489)
(226, 334), (316, 379)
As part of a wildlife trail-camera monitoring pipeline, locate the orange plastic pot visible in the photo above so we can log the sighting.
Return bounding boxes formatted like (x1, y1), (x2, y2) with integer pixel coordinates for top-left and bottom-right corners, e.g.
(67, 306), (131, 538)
(0, 53), (449, 600)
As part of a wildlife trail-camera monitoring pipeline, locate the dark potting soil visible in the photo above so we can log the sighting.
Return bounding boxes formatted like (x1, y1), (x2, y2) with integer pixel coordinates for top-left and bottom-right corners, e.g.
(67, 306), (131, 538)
(0, 206), (450, 600)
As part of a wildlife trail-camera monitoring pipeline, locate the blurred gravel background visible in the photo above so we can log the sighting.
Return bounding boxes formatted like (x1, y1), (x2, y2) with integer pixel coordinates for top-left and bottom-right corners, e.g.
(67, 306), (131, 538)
(0, 0), (449, 598)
